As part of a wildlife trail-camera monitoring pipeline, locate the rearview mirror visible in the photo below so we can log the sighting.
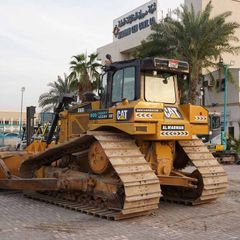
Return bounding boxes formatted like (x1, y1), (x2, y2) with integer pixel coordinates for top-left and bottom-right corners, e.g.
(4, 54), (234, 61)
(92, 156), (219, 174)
(98, 87), (104, 97)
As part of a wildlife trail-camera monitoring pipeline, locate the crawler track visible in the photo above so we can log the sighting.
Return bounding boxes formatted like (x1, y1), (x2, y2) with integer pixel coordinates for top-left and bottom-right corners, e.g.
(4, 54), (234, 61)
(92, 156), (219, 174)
(24, 191), (152, 220)
(21, 131), (161, 220)
(161, 136), (228, 205)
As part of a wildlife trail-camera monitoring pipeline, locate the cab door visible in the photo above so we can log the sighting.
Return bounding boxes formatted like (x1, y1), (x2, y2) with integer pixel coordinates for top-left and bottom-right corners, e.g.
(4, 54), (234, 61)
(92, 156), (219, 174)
(102, 60), (141, 109)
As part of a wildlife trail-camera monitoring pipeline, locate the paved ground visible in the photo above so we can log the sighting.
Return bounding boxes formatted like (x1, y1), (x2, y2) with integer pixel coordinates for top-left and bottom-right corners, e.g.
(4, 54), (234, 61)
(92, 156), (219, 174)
(0, 165), (240, 240)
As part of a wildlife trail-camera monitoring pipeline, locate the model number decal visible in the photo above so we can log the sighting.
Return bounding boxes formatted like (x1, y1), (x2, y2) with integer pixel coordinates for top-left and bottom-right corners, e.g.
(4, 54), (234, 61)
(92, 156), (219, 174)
(89, 110), (113, 120)
(135, 108), (163, 113)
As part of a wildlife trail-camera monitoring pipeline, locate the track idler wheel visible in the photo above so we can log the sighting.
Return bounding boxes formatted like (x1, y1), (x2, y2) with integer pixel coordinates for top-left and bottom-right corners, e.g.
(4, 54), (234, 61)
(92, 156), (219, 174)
(188, 169), (204, 199)
(161, 169), (203, 201)
(88, 142), (110, 174)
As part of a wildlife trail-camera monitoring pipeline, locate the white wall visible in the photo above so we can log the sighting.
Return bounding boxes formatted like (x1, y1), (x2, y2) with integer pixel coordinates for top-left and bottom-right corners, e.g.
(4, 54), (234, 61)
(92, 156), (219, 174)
(97, 27), (153, 62)
(204, 69), (240, 106)
(208, 105), (240, 138)
(185, 0), (240, 68)
(204, 69), (240, 138)
(185, 0), (202, 12)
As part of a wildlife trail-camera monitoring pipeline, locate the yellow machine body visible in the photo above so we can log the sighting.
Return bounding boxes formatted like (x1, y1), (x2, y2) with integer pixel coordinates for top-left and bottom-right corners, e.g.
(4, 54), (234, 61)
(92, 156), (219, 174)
(0, 57), (227, 220)
(63, 101), (209, 140)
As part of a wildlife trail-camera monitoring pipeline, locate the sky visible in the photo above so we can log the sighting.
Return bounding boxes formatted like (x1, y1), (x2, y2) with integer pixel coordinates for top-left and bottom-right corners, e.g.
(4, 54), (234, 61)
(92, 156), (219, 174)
(0, 0), (183, 111)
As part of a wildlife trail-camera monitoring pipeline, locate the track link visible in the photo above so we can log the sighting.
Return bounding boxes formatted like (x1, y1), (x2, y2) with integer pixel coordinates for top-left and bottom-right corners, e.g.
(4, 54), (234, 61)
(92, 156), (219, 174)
(21, 131), (161, 220)
(92, 131), (161, 216)
(161, 136), (228, 205)
(24, 191), (152, 220)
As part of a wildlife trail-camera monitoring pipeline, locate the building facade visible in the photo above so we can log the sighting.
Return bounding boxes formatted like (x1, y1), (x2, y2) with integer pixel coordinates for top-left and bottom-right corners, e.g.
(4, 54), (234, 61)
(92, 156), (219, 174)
(203, 68), (240, 138)
(97, 0), (240, 138)
(185, 0), (240, 68)
(186, 0), (240, 138)
(0, 111), (26, 133)
(0, 111), (44, 134)
(97, 0), (162, 62)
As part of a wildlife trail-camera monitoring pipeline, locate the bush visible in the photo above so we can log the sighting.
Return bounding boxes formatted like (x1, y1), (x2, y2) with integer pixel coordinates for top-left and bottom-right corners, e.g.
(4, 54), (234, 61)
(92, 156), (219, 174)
(227, 137), (240, 153)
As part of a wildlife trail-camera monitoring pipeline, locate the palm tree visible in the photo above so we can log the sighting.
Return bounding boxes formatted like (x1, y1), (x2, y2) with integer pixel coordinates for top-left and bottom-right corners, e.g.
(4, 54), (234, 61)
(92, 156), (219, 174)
(137, 2), (240, 103)
(136, 17), (176, 58)
(39, 73), (77, 112)
(69, 53), (101, 99)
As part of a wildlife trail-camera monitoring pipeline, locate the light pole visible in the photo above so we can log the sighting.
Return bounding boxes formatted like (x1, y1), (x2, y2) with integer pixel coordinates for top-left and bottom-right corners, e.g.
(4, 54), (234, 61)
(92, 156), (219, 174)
(222, 63), (228, 151)
(19, 86), (25, 138)
(219, 57), (234, 151)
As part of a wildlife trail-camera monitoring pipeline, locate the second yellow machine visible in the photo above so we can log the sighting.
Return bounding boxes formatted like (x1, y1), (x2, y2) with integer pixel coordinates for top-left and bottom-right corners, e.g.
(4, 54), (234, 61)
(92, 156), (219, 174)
(0, 57), (227, 220)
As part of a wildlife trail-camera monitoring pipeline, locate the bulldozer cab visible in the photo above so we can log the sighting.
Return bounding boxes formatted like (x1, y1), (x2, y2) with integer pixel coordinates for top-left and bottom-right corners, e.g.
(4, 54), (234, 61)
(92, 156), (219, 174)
(100, 58), (189, 109)
(59, 57), (209, 142)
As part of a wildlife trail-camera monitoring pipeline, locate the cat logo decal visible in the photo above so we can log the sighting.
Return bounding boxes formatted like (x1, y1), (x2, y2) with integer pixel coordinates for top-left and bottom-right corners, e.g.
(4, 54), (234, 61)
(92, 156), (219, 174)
(164, 107), (182, 119)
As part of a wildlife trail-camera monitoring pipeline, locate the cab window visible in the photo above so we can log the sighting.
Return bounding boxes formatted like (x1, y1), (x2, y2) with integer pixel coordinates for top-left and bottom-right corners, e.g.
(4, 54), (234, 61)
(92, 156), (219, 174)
(211, 116), (221, 130)
(145, 73), (176, 103)
(101, 73), (108, 107)
(112, 67), (135, 103)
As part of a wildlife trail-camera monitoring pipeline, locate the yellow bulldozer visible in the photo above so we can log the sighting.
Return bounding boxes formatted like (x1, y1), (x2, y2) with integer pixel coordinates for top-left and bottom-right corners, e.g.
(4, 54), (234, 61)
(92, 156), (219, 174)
(0, 56), (227, 220)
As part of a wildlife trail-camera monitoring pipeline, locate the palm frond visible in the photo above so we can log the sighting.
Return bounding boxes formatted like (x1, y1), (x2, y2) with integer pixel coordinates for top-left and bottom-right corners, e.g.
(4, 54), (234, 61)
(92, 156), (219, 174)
(69, 52), (101, 99)
(38, 73), (77, 111)
(136, 1), (240, 103)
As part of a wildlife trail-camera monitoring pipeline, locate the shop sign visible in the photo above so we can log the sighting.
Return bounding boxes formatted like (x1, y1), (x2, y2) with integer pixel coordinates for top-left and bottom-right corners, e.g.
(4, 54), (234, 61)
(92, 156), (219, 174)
(113, 0), (159, 40)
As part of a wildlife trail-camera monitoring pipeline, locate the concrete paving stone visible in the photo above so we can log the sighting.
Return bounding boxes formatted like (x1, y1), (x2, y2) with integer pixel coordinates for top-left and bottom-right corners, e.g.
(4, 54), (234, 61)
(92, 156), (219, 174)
(0, 165), (240, 240)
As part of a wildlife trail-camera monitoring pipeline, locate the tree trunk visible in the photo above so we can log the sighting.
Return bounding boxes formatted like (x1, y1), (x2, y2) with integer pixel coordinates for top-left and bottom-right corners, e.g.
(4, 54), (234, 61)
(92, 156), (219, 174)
(189, 65), (200, 104)
(78, 72), (93, 100)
